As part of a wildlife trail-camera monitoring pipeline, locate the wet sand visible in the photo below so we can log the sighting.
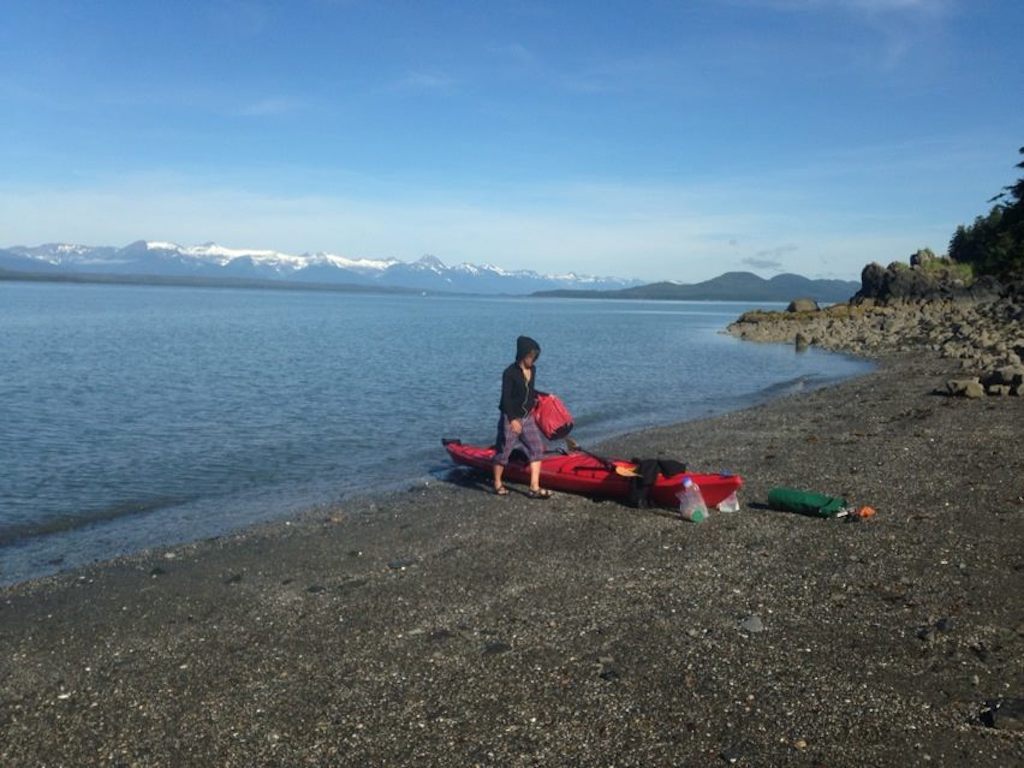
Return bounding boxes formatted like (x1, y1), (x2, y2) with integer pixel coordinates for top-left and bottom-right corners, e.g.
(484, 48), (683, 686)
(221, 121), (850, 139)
(2, 352), (1023, 767)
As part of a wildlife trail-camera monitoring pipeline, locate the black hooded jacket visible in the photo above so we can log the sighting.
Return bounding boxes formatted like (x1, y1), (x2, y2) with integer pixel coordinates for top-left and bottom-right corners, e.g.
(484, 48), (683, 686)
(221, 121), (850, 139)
(498, 336), (541, 420)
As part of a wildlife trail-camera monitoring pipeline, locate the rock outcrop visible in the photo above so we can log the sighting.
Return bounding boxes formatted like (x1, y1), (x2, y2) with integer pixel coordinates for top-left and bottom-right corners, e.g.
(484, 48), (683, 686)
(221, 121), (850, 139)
(854, 260), (1003, 305)
(727, 258), (1024, 398)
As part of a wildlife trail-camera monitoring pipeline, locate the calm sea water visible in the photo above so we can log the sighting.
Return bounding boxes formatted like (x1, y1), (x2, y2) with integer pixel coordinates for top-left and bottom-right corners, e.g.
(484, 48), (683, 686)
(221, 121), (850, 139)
(0, 281), (872, 584)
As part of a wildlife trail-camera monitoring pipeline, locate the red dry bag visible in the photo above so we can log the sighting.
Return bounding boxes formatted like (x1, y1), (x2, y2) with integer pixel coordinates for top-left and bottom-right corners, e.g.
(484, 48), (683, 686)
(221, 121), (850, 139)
(532, 392), (574, 440)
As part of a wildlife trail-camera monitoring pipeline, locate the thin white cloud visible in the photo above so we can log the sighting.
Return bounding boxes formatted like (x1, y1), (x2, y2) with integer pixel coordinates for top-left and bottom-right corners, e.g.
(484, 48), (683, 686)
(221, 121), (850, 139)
(488, 42), (538, 67)
(845, 0), (951, 11)
(237, 97), (304, 116)
(207, 0), (270, 38)
(743, 244), (799, 271)
(743, 257), (783, 270)
(556, 53), (690, 95)
(393, 71), (457, 92)
(755, 244), (800, 258)
(730, 0), (953, 69)
(733, 0), (951, 12)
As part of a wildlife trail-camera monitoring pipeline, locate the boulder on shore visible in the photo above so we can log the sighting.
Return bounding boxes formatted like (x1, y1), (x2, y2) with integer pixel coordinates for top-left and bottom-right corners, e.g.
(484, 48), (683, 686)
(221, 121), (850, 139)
(945, 379), (985, 399)
(786, 298), (819, 313)
(983, 366), (1024, 387)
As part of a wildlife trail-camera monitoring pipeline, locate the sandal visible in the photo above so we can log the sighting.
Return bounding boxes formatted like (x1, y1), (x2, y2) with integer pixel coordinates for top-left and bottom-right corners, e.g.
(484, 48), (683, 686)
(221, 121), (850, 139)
(527, 488), (552, 500)
(494, 486), (510, 496)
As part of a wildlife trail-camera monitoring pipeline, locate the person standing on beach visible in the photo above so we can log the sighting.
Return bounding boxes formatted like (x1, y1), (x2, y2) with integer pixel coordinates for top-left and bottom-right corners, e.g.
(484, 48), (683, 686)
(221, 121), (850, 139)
(493, 335), (551, 499)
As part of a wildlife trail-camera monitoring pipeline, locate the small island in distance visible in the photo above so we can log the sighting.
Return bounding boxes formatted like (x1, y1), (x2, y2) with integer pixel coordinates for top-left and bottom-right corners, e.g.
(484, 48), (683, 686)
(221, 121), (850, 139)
(533, 271), (860, 303)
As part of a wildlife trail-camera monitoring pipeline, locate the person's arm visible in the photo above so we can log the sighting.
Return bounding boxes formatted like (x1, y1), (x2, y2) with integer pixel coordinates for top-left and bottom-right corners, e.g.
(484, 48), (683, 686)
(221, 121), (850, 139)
(499, 366), (520, 418)
(499, 366), (526, 433)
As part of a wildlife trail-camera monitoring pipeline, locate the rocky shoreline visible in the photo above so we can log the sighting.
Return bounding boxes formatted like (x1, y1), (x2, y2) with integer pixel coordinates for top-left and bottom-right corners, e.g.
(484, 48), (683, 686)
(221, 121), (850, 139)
(2, 278), (1023, 765)
(727, 260), (1024, 399)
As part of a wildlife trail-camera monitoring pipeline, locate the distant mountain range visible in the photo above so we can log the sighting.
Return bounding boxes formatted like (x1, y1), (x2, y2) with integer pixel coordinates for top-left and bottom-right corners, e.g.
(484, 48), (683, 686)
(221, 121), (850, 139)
(0, 241), (860, 301)
(0, 241), (642, 295)
(536, 272), (860, 303)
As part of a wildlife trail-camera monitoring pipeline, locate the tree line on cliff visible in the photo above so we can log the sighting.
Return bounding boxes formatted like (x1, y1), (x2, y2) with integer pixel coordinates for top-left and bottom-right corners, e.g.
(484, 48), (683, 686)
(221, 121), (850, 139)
(948, 145), (1024, 282)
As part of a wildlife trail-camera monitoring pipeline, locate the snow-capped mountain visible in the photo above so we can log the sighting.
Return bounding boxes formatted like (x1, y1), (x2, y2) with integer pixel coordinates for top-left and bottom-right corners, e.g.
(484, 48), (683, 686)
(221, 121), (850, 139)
(2, 241), (642, 294)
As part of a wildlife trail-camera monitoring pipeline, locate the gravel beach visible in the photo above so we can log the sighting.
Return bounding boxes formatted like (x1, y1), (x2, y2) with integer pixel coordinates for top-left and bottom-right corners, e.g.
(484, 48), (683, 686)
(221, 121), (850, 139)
(2, 351), (1023, 767)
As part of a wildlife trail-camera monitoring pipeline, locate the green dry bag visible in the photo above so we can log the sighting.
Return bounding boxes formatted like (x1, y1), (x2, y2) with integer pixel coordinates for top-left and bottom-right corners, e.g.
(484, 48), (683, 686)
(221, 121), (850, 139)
(767, 486), (847, 518)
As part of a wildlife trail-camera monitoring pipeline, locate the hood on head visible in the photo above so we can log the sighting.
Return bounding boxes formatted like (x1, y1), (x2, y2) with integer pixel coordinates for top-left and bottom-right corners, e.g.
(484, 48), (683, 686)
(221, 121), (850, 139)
(516, 335), (540, 362)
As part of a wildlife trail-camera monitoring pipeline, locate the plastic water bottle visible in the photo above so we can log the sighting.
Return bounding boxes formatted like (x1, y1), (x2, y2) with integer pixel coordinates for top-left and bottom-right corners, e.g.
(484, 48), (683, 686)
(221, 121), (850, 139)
(676, 477), (708, 522)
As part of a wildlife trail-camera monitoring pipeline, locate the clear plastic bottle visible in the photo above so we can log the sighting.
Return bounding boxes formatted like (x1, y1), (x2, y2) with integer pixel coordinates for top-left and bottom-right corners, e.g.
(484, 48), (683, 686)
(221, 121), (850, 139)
(676, 477), (708, 522)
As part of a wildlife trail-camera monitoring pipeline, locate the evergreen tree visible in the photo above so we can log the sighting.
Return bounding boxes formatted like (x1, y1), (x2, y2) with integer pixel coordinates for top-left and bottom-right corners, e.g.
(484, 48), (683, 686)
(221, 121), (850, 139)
(948, 146), (1024, 280)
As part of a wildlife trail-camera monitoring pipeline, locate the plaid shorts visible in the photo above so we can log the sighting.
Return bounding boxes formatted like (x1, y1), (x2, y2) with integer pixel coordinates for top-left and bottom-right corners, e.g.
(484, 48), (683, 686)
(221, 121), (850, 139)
(493, 413), (545, 465)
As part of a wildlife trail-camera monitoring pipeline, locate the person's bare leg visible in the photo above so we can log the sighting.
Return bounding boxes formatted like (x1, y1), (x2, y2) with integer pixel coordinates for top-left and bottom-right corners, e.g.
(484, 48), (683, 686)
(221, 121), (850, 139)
(493, 464), (507, 494)
(529, 460), (542, 492)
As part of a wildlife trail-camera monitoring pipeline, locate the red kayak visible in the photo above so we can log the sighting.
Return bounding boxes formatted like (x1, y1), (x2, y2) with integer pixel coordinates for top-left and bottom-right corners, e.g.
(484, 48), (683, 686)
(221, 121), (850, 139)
(443, 439), (742, 509)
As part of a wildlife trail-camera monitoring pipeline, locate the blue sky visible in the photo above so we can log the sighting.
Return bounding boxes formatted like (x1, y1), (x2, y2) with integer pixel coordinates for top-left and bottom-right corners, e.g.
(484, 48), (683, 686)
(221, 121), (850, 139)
(1, 0), (1021, 281)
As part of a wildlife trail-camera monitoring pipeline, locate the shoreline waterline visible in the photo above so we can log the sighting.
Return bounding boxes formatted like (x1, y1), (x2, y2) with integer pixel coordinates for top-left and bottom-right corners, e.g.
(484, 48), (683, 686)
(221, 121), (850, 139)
(0, 282), (873, 586)
(1, 348), (874, 589)
(4, 354), (876, 589)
